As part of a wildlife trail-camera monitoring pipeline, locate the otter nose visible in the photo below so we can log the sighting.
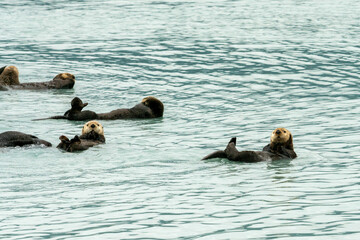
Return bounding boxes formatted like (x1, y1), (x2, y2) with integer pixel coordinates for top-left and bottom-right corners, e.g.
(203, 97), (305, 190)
(276, 130), (281, 134)
(91, 124), (95, 128)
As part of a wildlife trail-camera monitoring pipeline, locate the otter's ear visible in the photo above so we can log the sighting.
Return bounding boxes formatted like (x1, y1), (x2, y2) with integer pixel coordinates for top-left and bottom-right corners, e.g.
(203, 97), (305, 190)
(285, 134), (294, 150)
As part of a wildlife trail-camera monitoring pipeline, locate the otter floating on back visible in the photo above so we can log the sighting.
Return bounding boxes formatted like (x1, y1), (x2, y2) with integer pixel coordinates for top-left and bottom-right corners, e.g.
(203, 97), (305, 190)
(33, 96), (164, 121)
(0, 65), (75, 90)
(57, 120), (105, 152)
(202, 128), (297, 162)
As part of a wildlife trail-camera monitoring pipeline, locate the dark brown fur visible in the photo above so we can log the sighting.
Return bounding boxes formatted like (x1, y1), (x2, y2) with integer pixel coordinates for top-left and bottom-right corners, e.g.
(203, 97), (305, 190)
(57, 120), (105, 152)
(0, 131), (52, 148)
(34, 96), (164, 121)
(0, 66), (75, 90)
(63, 97), (98, 120)
(57, 131), (105, 152)
(202, 128), (297, 162)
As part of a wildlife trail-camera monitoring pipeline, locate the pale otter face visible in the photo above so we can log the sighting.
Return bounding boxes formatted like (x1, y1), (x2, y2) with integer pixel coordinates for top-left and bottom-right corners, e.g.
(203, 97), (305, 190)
(82, 121), (104, 136)
(52, 73), (75, 89)
(270, 128), (292, 144)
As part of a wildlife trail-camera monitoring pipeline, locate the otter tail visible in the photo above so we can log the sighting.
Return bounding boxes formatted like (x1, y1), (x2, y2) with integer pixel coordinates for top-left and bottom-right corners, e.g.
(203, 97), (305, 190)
(32, 116), (67, 121)
(202, 150), (227, 160)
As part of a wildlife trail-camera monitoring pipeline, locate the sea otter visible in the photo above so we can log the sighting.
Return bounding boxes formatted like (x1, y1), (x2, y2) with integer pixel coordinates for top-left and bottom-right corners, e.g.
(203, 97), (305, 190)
(97, 96), (164, 119)
(33, 96), (164, 121)
(0, 131), (52, 148)
(33, 97), (98, 121)
(0, 65), (75, 90)
(57, 120), (105, 152)
(202, 128), (297, 162)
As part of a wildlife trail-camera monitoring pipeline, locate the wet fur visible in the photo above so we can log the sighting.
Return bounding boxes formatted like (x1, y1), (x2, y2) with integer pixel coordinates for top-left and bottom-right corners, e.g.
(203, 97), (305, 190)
(0, 131), (52, 148)
(34, 96), (164, 121)
(0, 66), (75, 90)
(202, 128), (297, 162)
(57, 121), (105, 152)
(0, 66), (19, 86)
(57, 135), (104, 152)
(63, 97), (98, 120)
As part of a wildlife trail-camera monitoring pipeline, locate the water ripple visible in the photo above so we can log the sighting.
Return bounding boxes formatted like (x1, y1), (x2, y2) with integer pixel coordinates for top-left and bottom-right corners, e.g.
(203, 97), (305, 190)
(1, 0), (360, 239)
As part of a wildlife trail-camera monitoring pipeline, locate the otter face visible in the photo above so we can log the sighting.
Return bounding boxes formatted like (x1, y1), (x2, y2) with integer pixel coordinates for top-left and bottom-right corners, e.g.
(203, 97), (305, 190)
(52, 73), (75, 89)
(270, 128), (294, 150)
(82, 120), (104, 136)
(141, 96), (164, 117)
(271, 128), (291, 144)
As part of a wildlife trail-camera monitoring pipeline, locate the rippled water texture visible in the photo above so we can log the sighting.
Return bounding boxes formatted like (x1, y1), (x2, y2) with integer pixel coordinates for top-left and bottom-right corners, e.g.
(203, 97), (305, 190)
(1, 0), (360, 239)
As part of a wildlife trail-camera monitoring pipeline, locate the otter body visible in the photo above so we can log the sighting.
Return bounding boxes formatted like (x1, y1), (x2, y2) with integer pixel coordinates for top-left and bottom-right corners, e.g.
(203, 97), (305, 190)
(57, 135), (104, 152)
(0, 66), (75, 90)
(202, 139), (277, 162)
(57, 121), (105, 152)
(202, 128), (297, 162)
(8, 80), (75, 90)
(66, 110), (98, 121)
(0, 131), (52, 148)
(262, 143), (297, 159)
(97, 103), (155, 120)
(35, 96), (164, 121)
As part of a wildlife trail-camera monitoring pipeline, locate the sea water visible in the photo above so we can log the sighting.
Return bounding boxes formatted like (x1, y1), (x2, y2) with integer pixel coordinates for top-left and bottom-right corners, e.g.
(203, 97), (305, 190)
(1, 0), (360, 239)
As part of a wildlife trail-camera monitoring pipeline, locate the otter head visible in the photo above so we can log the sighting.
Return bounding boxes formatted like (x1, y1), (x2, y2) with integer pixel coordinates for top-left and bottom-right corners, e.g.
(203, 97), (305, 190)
(70, 97), (88, 111)
(141, 96), (164, 117)
(0, 66), (20, 85)
(270, 128), (294, 150)
(52, 73), (75, 89)
(82, 120), (104, 136)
